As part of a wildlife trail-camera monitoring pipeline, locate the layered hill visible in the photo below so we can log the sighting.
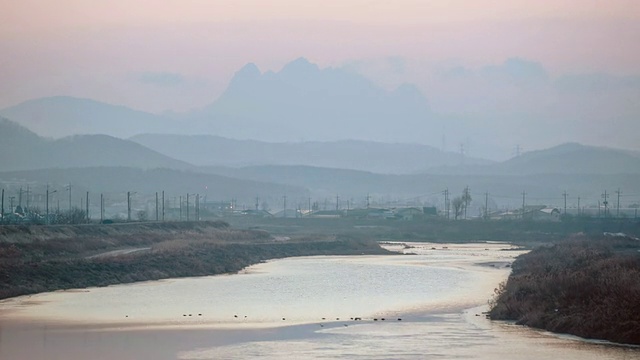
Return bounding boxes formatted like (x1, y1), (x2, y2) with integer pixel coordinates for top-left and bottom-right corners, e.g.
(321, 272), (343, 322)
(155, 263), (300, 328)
(130, 134), (491, 174)
(0, 96), (174, 139)
(200, 164), (640, 208)
(1, 58), (440, 145)
(0, 167), (307, 205)
(429, 143), (640, 175)
(0, 118), (192, 171)
(187, 57), (437, 143)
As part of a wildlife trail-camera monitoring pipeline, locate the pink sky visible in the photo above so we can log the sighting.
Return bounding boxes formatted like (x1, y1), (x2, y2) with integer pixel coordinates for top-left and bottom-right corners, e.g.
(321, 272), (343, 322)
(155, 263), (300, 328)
(1, 0), (639, 112)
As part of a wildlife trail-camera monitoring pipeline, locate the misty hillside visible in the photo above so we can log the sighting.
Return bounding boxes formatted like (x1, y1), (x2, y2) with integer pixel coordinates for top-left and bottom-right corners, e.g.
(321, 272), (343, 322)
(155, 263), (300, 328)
(0, 96), (174, 139)
(428, 143), (640, 175)
(186, 57), (439, 144)
(201, 164), (640, 208)
(131, 134), (491, 174)
(0, 118), (192, 171)
(0, 167), (307, 205)
(0, 59), (441, 146)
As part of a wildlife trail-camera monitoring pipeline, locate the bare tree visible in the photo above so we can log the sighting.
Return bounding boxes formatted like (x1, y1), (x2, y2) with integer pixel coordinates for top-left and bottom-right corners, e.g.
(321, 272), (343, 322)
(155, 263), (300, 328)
(462, 187), (472, 219)
(452, 197), (464, 220)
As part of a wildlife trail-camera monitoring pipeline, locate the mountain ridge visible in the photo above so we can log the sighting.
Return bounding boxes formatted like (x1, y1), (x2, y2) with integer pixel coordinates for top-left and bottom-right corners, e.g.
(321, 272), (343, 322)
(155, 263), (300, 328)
(0, 117), (193, 171)
(130, 133), (490, 174)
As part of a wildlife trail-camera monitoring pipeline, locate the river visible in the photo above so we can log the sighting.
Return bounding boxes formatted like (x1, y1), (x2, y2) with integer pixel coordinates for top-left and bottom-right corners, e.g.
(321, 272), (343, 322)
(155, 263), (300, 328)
(0, 242), (637, 359)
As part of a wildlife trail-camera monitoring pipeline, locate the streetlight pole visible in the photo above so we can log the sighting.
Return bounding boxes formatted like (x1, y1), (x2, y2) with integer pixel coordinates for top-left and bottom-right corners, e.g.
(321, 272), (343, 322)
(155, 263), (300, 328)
(46, 185), (49, 224)
(100, 193), (104, 223)
(66, 184), (72, 212)
(46, 185), (57, 225)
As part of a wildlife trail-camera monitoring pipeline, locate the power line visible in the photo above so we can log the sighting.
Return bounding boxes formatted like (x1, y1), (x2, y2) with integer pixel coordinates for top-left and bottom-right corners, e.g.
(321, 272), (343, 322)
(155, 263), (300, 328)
(615, 189), (622, 217)
(602, 190), (610, 218)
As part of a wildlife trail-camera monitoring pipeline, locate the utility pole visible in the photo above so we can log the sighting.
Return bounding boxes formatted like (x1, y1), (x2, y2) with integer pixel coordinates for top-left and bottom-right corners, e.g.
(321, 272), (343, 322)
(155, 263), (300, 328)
(602, 191), (609, 218)
(186, 193), (190, 221)
(562, 191), (568, 215)
(45, 186), (57, 225)
(283, 195), (287, 217)
(162, 191), (165, 221)
(179, 196), (182, 220)
(366, 193), (371, 209)
(100, 193), (104, 223)
(442, 189), (449, 220)
(577, 196), (580, 216)
(67, 184), (72, 212)
(127, 191), (131, 222)
(615, 188), (621, 218)
(156, 192), (159, 221)
(1, 188), (4, 220)
(463, 186), (470, 219)
(598, 200), (601, 218)
(86, 191), (89, 223)
(26, 185), (30, 210)
(255, 196), (260, 211)
(196, 194), (200, 221)
(484, 192), (489, 220)
(336, 194), (340, 212)
(521, 191), (526, 220)
(46, 185), (50, 225)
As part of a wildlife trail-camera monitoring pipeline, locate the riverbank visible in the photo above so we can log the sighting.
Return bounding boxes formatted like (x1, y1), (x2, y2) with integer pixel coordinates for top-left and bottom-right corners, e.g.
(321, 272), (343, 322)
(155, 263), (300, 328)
(2, 244), (636, 360)
(224, 216), (640, 248)
(489, 233), (640, 345)
(0, 221), (390, 300)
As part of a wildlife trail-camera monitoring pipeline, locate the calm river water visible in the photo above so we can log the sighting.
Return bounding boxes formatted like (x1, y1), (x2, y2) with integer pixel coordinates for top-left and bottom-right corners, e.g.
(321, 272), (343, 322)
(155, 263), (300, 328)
(0, 242), (637, 359)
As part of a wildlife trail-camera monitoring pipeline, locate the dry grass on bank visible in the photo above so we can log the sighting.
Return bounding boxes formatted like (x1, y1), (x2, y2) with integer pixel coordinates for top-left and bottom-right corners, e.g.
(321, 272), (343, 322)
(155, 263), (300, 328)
(490, 234), (640, 345)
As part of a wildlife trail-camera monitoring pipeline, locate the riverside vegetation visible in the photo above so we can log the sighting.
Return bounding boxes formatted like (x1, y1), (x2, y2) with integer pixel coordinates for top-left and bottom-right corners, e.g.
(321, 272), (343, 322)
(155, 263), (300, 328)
(3, 217), (640, 346)
(490, 234), (640, 345)
(0, 221), (390, 300)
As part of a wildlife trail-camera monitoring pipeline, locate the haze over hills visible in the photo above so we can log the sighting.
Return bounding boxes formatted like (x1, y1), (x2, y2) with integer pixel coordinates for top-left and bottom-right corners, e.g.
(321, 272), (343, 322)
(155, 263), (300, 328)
(200, 164), (640, 209)
(1, 114), (638, 210)
(194, 142), (640, 207)
(0, 58), (438, 146)
(0, 167), (308, 207)
(0, 118), (192, 171)
(428, 143), (640, 175)
(0, 96), (175, 139)
(186, 57), (436, 144)
(130, 134), (491, 174)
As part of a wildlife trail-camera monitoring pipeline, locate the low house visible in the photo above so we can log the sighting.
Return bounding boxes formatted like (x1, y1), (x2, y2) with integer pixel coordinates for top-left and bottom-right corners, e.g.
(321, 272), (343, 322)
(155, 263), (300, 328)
(306, 210), (343, 218)
(490, 206), (561, 221)
(395, 207), (424, 220)
(531, 207), (561, 221)
(272, 209), (301, 218)
(240, 209), (273, 218)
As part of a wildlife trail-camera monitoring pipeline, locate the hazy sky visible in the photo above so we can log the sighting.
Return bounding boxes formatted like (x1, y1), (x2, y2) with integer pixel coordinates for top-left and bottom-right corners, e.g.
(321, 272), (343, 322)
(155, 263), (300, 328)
(1, 0), (640, 155)
(1, 0), (638, 110)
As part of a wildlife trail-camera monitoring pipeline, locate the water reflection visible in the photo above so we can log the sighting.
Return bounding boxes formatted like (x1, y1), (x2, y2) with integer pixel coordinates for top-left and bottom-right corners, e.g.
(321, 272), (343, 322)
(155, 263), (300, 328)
(0, 243), (637, 360)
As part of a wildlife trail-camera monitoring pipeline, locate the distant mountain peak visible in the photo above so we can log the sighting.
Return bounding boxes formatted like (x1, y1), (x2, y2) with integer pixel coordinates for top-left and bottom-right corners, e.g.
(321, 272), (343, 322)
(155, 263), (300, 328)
(235, 62), (261, 78)
(280, 57), (319, 75)
(198, 57), (435, 143)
